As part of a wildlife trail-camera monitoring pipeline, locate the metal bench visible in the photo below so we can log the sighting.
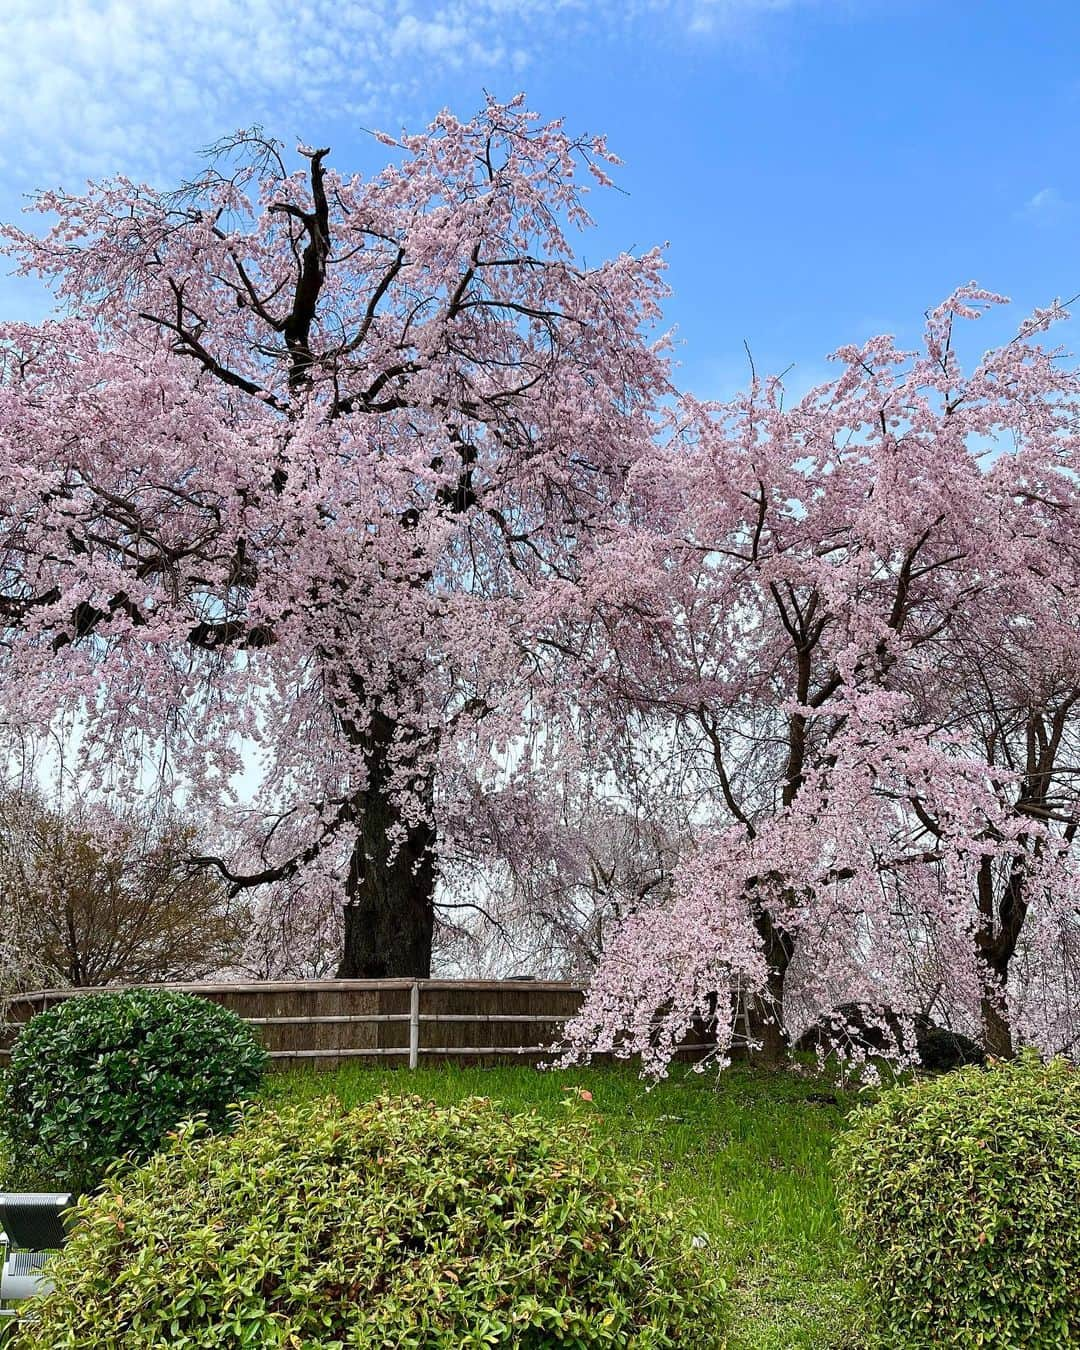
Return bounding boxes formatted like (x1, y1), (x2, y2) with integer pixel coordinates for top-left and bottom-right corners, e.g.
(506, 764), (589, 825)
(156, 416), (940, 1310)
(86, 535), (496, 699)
(0, 1194), (72, 1315)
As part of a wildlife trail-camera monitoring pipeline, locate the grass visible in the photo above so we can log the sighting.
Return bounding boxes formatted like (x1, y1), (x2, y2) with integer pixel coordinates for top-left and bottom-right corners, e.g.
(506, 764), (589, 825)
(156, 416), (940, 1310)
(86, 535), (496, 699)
(265, 1061), (875, 1349)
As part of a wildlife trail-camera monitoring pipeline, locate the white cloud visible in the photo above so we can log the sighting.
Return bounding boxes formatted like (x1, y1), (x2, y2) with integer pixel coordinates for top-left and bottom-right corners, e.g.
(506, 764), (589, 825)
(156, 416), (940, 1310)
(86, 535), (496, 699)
(0, 0), (848, 193)
(1020, 187), (1070, 222)
(670, 0), (861, 40)
(0, 0), (550, 186)
(682, 0), (813, 36)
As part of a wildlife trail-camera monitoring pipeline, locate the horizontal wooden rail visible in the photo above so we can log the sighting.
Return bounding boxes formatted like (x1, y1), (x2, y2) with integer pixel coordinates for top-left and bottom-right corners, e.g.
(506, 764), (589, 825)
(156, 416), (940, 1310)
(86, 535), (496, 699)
(268, 1047), (410, 1060)
(245, 1014), (411, 1026)
(242, 1012), (572, 1027)
(418, 1013), (572, 1024)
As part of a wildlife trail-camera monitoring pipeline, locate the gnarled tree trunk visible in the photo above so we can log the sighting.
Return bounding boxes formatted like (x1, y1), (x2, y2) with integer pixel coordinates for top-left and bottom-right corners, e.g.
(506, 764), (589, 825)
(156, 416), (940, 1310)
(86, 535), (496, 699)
(337, 807), (435, 978)
(733, 908), (795, 1067)
(975, 854), (1026, 1058)
(979, 976), (1014, 1059)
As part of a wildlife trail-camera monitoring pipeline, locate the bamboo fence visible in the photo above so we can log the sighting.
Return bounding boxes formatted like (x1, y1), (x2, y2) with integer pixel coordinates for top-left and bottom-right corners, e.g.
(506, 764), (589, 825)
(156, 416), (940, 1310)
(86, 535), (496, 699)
(0, 979), (716, 1070)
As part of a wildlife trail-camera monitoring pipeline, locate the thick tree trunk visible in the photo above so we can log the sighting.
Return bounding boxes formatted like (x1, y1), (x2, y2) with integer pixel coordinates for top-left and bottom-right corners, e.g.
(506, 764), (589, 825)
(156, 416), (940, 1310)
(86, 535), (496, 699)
(739, 999), (784, 1066)
(975, 855), (1024, 1058)
(733, 910), (795, 1067)
(979, 978), (1014, 1059)
(337, 819), (435, 978)
(742, 970), (791, 1067)
(729, 686), (807, 1068)
(335, 706), (437, 979)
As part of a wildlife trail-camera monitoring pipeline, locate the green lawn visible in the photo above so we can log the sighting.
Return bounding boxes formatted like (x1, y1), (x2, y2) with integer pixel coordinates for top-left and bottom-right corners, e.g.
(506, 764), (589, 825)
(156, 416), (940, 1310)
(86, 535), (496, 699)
(266, 1062), (874, 1349)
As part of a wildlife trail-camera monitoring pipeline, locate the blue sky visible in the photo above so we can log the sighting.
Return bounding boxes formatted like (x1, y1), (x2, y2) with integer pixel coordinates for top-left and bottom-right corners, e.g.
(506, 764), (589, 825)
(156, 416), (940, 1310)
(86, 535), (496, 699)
(1, 0), (1077, 398)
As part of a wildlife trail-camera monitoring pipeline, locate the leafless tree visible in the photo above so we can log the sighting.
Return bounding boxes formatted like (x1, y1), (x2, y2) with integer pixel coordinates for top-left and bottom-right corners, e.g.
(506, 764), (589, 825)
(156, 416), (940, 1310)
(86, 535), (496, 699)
(0, 788), (249, 989)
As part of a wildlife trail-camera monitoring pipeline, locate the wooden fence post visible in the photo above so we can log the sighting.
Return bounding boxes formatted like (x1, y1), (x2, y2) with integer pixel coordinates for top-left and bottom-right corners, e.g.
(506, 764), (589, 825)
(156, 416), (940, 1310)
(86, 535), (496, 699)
(408, 981), (420, 1069)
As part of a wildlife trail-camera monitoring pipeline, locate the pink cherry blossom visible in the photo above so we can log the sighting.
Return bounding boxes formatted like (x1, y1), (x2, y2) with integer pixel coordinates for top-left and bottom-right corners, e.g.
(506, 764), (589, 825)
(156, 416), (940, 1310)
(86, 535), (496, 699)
(559, 287), (1080, 1072)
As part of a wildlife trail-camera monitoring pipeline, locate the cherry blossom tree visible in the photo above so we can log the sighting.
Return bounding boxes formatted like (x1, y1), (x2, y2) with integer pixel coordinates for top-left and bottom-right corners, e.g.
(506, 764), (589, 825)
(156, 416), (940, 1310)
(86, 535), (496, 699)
(0, 97), (670, 978)
(560, 288), (1080, 1072)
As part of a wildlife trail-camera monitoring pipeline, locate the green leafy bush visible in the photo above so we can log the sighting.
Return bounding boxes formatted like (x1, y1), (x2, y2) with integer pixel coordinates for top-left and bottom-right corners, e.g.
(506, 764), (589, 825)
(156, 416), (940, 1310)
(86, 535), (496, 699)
(11, 1094), (726, 1348)
(833, 1053), (1080, 1348)
(0, 988), (266, 1194)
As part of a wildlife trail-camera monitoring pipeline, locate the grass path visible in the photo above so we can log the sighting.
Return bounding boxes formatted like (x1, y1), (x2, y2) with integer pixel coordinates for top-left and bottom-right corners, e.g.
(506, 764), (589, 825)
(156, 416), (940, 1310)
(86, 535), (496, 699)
(268, 1062), (873, 1348)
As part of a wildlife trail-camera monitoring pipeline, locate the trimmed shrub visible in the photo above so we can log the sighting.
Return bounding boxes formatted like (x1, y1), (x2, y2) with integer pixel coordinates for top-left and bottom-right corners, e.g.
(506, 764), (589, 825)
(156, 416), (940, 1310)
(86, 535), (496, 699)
(0, 988), (266, 1194)
(833, 1053), (1080, 1348)
(11, 1094), (727, 1348)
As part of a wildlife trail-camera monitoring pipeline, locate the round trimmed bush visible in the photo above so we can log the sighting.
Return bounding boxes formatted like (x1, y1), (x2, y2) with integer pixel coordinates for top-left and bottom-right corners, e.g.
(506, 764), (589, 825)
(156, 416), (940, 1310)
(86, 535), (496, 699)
(11, 1094), (727, 1348)
(833, 1054), (1079, 1348)
(1, 988), (266, 1194)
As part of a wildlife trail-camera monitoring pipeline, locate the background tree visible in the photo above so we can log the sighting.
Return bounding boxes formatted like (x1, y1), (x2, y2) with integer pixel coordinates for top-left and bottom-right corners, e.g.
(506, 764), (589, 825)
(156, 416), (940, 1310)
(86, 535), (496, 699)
(0, 98), (669, 978)
(0, 788), (247, 988)
(437, 792), (679, 979)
